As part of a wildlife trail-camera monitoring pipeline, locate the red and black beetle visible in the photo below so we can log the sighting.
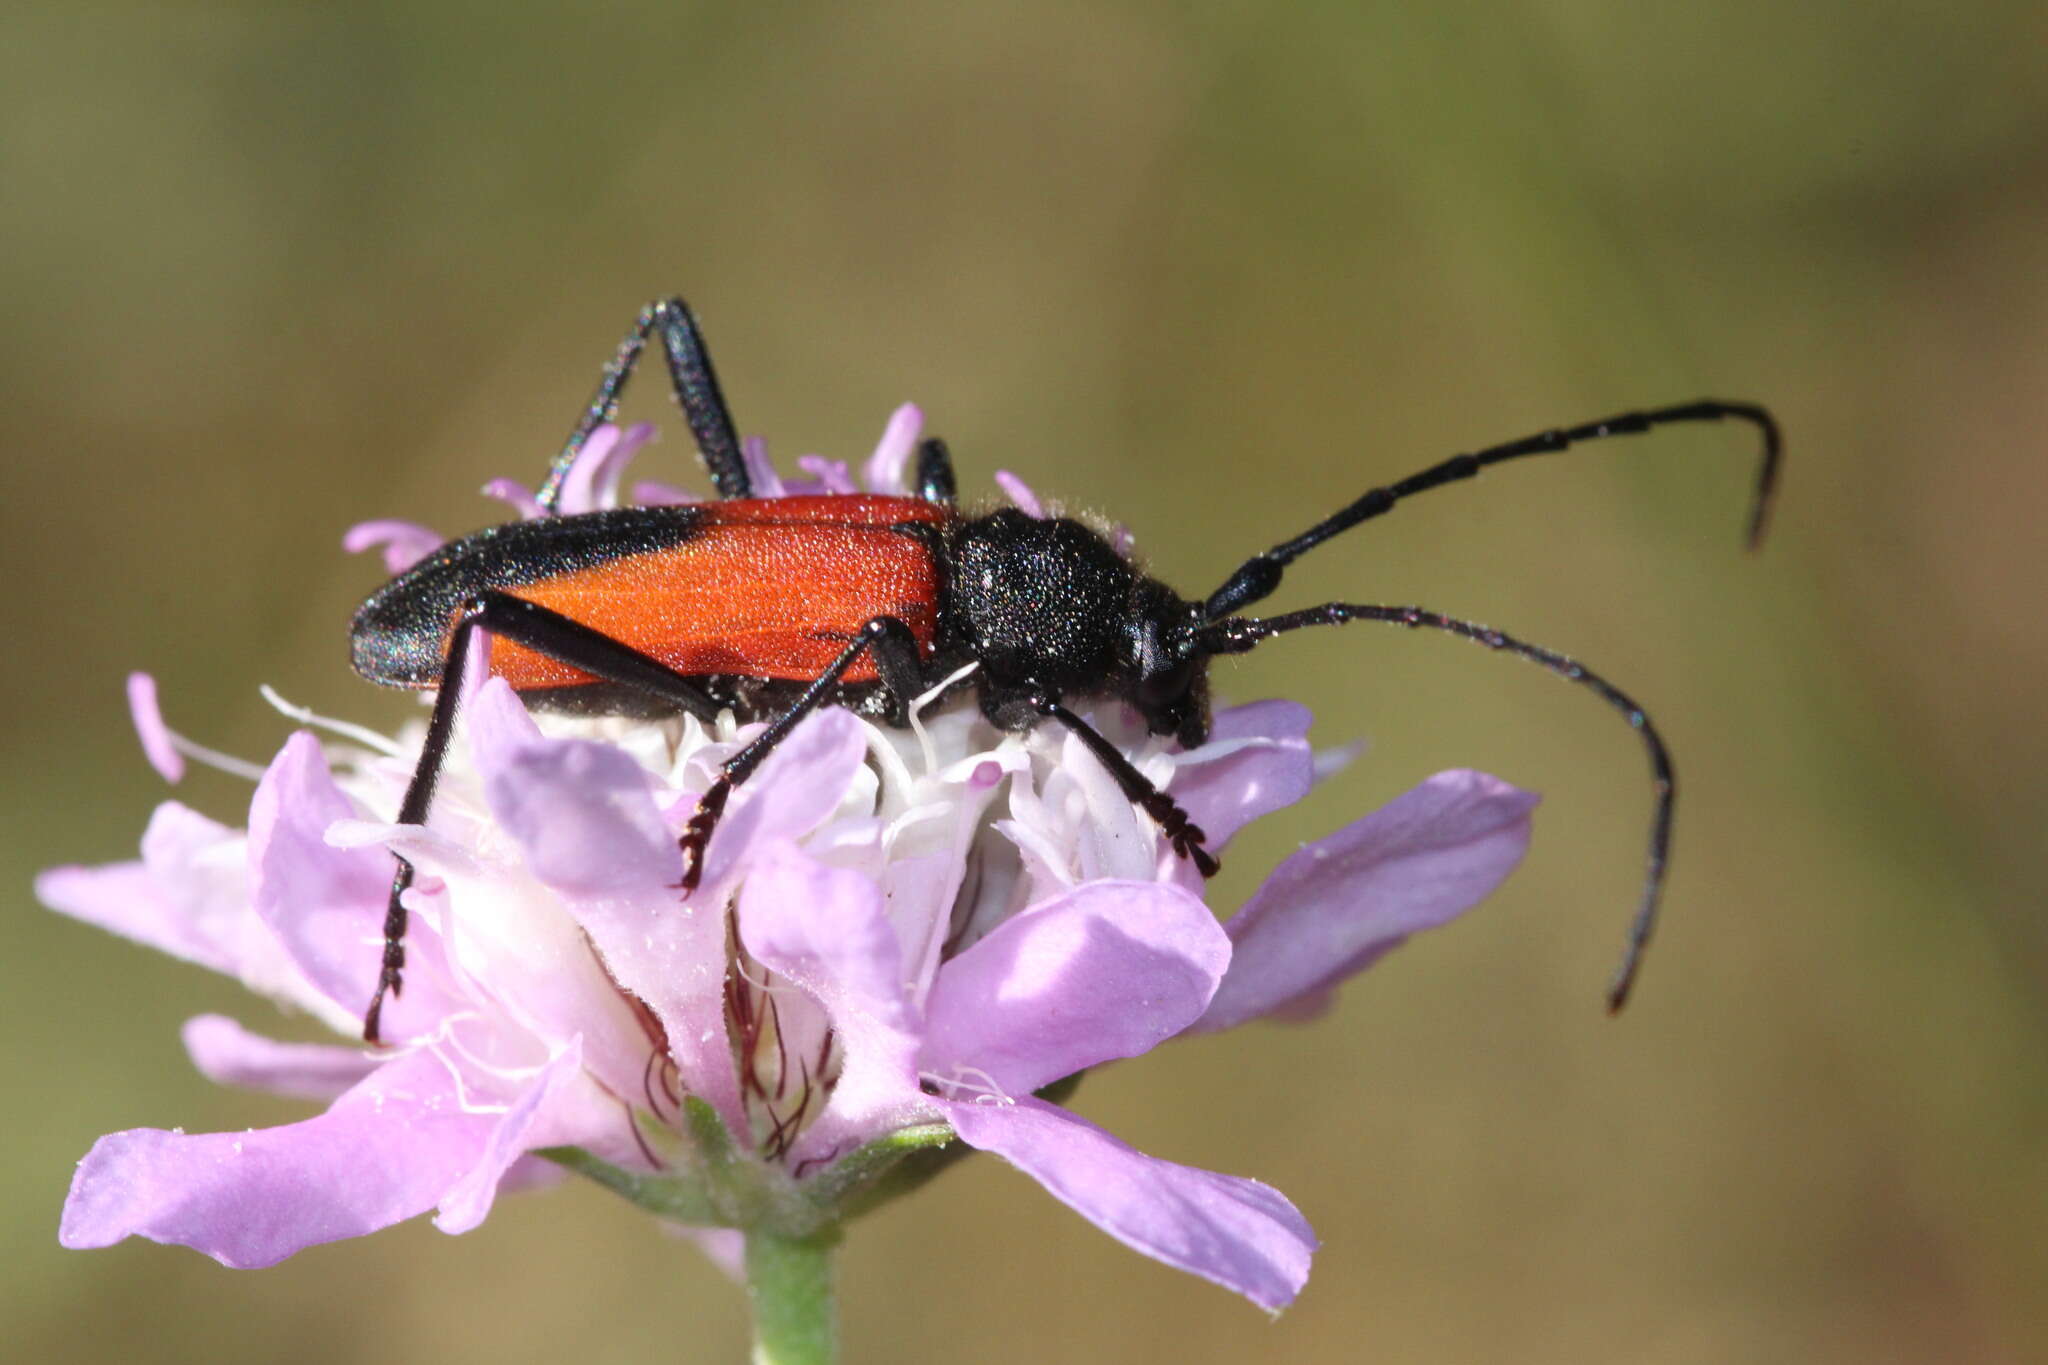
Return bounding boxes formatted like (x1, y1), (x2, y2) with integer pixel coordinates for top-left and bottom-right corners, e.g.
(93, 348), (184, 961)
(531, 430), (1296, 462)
(350, 297), (1780, 1043)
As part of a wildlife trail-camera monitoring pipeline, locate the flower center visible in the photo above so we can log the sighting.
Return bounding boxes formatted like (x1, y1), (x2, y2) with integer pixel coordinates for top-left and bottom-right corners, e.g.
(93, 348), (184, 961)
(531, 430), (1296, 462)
(726, 922), (843, 1161)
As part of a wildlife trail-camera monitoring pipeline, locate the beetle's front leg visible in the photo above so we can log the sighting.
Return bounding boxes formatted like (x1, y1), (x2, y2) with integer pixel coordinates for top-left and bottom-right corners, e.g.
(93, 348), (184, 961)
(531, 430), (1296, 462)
(1016, 690), (1220, 878)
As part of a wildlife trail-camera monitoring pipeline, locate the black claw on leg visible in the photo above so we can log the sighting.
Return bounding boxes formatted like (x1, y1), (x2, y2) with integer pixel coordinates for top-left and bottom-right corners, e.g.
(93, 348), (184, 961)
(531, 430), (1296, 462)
(363, 860), (414, 1045)
(677, 776), (732, 892)
(1178, 831), (1221, 879)
(1142, 790), (1219, 877)
(670, 617), (923, 895)
(1031, 695), (1221, 878)
(363, 992), (389, 1048)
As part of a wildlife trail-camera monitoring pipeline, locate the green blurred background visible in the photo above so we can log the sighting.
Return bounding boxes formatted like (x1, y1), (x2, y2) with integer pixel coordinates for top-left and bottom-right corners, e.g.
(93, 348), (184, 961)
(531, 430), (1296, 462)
(6, 3), (2046, 1361)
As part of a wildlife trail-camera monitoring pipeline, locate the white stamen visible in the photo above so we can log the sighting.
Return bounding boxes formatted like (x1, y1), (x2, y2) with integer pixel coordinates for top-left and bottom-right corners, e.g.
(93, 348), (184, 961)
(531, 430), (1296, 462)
(175, 739), (266, 782)
(908, 661), (979, 776)
(260, 685), (410, 757)
(918, 1064), (1013, 1105)
(731, 956), (804, 1000)
(881, 800), (952, 851)
(420, 1016), (540, 1114)
(159, 725), (269, 783)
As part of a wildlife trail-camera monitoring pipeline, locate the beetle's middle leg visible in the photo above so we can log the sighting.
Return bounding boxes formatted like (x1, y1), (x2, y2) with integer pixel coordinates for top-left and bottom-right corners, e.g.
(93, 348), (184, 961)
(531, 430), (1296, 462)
(677, 616), (925, 890)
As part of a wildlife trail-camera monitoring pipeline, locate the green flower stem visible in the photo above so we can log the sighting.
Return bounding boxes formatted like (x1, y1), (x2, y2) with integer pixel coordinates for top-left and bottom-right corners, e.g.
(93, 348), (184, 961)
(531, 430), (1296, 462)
(745, 1226), (841, 1365)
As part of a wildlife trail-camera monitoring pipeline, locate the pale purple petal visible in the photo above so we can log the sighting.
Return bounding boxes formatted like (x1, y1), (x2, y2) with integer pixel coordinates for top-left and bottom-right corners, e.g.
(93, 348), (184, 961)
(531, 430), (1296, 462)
(631, 479), (699, 506)
(1193, 769), (1538, 1034)
(469, 682), (750, 1126)
(994, 470), (1044, 517)
(1171, 701), (1315, 849)
(435, 1039), (607, 1234)
(39, 859), (186, 953)
(327, 789), (651, 1113)
(946, 1096), (1316, 1312)
(740, 842), (929, 1159)
(555, 423), (659, 515)
(418, 859), (654, 1106)
(363, 713), (652, 1101)
(739, 841), (910, 1030)
(495, 1153), (573, 1196)
(570, 877), (737, 1132)
(861, 403), (923, 493)
(548, 424), (622, 515)
(181, 1014), (377, 1102)
(741, 435), (786, 497)
(341, 519), (444, 574)
(922, 881), (1227, 1096)
(459, 627), (496, 714)
(61, 1049), (495, 1268)
(677, 1227), (746, 1282)
(249, 733), (458, 1038)
(127, 672), (184, 783)
(39, 802), (355, 1031)
(794, 454), (857, 493)
(324, 817), (477, 880)
(468, 681), (680, 895)
(595, 424), (660, 510)
(465, 682), (715, 1111)
(480, 478), (545, 520)
(37, 802), (245, 974)
(695, 709), (870, 891)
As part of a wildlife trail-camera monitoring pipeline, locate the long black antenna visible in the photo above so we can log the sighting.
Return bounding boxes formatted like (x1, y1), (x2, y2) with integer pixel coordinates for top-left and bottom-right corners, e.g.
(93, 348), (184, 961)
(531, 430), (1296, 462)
(1202, 604), (1671, 1012)
(1205, 400), (1780, 619)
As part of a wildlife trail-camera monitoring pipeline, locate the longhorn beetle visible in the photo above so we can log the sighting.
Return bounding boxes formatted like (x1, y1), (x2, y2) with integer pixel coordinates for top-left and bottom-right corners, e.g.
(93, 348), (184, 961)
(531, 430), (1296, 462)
(350, 296), (1780, 1043)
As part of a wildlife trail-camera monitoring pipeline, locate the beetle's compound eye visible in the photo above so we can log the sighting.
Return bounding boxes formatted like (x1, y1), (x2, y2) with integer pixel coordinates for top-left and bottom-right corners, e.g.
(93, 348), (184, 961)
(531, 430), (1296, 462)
(1135, 662), (1208, 747)
(1137, 656), (1197, 709)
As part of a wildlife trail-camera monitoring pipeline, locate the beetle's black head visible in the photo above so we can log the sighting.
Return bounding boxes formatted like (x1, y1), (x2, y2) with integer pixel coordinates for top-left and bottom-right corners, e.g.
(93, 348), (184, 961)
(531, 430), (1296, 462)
(1121, 577), (1211, 747)
(950, 508), (1213, 746)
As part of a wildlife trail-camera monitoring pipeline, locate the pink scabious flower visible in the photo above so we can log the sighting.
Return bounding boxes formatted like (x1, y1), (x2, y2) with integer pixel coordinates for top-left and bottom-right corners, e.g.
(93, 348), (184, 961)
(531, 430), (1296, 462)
(38, 407), (1538, 1315)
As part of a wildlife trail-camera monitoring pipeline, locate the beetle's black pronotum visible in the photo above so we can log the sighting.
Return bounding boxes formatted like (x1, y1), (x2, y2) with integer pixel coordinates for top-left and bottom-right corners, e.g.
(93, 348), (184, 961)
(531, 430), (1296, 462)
(349, 296), (1780, 1043)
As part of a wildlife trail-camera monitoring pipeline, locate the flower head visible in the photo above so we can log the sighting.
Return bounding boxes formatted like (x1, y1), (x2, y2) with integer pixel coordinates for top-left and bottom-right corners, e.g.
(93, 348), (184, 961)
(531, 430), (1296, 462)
(39, 409), (1538, 1312)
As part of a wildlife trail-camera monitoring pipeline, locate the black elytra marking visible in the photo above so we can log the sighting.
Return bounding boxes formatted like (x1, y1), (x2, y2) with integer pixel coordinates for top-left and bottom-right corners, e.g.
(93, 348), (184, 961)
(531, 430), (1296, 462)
(351, 507), (708, 688)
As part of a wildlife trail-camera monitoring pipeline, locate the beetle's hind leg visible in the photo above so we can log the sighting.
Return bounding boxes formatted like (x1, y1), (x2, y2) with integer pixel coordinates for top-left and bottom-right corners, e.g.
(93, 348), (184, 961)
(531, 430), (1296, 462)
(537, 297), (751, 511)
(364, 591), (727, 1045)
(677, 617), (926, 890)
